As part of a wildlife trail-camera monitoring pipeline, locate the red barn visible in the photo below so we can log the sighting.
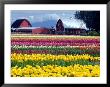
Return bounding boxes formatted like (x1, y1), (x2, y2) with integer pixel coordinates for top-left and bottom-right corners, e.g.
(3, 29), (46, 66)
(32, 27), (49, 34)
(11, 19), (32, 28)
(15, 27), (50, 34)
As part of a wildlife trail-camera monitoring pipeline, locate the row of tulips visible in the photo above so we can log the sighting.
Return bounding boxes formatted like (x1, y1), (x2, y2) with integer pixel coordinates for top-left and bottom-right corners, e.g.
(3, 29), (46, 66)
(11, 38), (99, 43)
(11, 64), (100, 77)
(11, 42), (99, 46)
(11, 45), (100, 50)
(11, 46), (99, 56)
(11, 50), (99, 56)
(11, 45), (100, 48)
(11, 53), (100, 61)
(11, 34), (100, 38)
(11, 36), (99, 46)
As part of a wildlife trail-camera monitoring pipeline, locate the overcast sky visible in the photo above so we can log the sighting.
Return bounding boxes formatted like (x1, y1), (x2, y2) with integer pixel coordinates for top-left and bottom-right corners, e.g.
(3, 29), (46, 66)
(11, 10), (88, 29)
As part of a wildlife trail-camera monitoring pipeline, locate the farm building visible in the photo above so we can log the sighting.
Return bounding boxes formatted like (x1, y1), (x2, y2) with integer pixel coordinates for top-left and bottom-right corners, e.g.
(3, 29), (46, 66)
(12, 27), (86, 35)
(55, 19), (86, 35)
(11, 19), (32, 28)
(11, 19), (87, 35)
(13, 27), (51, 34)
(65, 28), (87, 35)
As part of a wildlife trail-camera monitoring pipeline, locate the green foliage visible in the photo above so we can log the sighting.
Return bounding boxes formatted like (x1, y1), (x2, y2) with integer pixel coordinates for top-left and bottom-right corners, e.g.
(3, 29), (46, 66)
(11, 59), (100, 68)
(11, 47), (100, 56)
(75, 11), (100, 32)
(87, 31), (100, 36)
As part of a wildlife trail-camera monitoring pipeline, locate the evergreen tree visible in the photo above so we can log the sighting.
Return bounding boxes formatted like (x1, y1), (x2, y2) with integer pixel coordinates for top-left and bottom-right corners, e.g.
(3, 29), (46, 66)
(75, 11), (100, 32)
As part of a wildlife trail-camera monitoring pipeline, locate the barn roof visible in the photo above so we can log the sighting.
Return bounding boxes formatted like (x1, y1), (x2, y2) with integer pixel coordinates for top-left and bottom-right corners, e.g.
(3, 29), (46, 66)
(11, 19), (32, 28)
(12, 27), (50, 30)
(15, 27), (40, 29)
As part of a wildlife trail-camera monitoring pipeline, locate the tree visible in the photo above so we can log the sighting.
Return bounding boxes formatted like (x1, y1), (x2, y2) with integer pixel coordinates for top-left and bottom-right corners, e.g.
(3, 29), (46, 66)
(75, 11), (100, 32)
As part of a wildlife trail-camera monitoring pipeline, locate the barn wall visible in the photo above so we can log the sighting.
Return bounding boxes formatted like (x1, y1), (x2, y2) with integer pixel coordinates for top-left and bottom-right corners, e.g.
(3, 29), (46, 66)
(20, 20), (30, 27)
(32, 28), (49, 34)
(65, 28), (86, 35)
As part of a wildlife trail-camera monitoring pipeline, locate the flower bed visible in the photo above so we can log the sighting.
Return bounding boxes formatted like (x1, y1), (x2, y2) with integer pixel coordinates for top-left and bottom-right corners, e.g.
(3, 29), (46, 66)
(11, 34), (100, 77)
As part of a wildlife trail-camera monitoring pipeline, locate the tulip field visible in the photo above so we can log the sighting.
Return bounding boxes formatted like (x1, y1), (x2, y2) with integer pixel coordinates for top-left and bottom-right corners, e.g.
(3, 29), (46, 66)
(11, 34), (100, 77)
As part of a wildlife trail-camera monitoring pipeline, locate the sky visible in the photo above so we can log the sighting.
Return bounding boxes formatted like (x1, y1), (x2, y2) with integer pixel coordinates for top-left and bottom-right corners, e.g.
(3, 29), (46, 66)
(11, 10), (88, 29)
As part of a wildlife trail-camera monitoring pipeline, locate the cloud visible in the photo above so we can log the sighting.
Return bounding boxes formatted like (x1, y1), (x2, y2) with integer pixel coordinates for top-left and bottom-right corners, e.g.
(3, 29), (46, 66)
(32, 14), (60, 22)
(18, 17), (29, 19)
(29, 16), (34, 20)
